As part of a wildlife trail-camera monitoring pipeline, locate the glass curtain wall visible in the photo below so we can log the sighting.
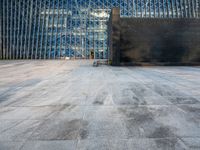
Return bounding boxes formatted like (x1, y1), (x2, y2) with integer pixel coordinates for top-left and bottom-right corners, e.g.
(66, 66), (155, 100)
(1, 0), (199, 59)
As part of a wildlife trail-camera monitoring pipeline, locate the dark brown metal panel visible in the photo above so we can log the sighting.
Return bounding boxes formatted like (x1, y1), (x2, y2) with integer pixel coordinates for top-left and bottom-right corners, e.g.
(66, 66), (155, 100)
(119, 18), (200, 65)
(109, 16), (200, 65)
(109, 8), (121, 66)
(0, 0), (2, 59)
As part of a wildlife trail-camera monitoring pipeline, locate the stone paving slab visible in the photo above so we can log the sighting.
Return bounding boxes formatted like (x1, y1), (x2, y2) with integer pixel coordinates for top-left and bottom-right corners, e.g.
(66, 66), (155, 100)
(0, 60), (200, 150)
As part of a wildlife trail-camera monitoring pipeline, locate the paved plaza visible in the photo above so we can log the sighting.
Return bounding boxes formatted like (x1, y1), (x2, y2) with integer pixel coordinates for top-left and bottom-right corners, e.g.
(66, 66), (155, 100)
(0, 60), (200, 150)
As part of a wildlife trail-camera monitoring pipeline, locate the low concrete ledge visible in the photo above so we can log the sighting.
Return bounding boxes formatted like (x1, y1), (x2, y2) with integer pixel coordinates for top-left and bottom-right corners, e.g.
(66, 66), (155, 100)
(119, 61), (200, 66)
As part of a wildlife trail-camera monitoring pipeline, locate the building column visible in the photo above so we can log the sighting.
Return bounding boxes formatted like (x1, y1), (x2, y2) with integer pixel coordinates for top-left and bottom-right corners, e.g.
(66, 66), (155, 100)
(109, 8), (120, 66)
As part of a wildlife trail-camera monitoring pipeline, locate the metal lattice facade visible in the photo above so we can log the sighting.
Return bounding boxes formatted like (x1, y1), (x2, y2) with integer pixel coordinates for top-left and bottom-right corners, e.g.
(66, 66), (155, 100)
(0, 0), (199, 59)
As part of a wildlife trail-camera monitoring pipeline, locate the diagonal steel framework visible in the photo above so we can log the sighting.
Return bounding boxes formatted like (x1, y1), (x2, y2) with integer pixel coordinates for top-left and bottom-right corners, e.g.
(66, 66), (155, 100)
(0, 0), (200, 59)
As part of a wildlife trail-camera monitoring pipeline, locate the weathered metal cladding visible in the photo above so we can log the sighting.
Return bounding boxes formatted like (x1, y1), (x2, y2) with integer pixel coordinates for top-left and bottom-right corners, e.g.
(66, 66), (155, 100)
(109, 10), (200, 65)
(108, 8), (121, 66)
(120, 18), (200, 65)
(0, 0), (2, 59)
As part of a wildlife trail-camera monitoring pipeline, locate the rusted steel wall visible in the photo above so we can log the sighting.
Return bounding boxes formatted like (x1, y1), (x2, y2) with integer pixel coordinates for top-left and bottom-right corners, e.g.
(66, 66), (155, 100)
(108, 8), (121, 66)
(120, 18), (200, 65)
(109, 9), (200, 66)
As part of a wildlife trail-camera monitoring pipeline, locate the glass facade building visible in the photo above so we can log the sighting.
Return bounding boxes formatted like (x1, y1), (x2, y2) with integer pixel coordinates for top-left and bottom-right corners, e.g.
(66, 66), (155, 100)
(0, 0), (199, 59)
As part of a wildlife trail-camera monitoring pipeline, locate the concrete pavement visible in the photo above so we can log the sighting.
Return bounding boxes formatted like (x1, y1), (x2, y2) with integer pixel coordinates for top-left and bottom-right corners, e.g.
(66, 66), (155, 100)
(0, 60), (200, 150)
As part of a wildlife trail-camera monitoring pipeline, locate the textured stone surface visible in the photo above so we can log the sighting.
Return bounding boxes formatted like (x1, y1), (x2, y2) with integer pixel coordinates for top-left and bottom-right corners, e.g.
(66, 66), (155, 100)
(0, 60), (200, 150)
